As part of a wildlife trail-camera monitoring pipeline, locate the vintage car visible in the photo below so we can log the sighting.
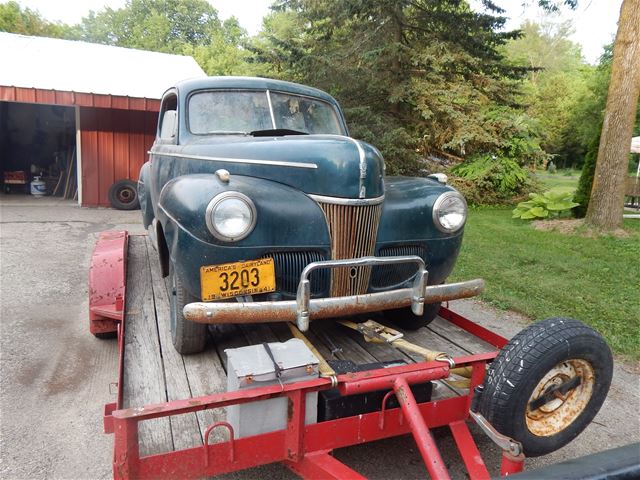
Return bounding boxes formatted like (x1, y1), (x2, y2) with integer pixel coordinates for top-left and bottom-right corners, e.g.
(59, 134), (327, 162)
(138, 76), (482, 354)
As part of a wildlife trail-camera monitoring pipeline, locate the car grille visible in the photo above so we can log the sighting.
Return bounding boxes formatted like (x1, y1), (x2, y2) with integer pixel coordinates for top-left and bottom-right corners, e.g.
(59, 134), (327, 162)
(263, 251), (329, 297)
(318, 202), (382, 296)
(371, 245), (428, 289)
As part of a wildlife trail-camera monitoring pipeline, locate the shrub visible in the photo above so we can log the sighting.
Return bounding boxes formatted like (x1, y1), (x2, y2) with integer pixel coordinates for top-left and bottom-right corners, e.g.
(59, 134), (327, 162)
(450, 154), (534, 204)
(512, 188), (579, 220)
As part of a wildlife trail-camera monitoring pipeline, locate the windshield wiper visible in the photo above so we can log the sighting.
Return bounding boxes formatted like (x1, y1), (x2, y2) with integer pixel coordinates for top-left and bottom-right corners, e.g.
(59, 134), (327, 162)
(250, 129), (309, 137)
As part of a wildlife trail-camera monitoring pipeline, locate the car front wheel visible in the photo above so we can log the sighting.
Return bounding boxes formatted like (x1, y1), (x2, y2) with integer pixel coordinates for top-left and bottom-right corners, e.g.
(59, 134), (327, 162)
(169, 263), (207, 354)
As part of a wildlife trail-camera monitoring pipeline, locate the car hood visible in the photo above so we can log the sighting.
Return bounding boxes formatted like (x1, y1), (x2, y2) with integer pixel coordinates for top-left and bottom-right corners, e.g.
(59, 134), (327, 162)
(153, 135), (385, 199)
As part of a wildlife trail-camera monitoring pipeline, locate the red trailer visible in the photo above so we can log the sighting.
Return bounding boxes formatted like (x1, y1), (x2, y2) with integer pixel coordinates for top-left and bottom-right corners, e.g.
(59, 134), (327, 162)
(91, 231), (617, 479)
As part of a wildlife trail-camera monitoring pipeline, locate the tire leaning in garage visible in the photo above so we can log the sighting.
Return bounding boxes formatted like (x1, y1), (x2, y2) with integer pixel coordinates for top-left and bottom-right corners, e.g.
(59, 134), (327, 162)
(108, 179), (140, 210)
(384, 302), (441, 330)
(478, 317), (613, 457)
(169, 262), (207, 354)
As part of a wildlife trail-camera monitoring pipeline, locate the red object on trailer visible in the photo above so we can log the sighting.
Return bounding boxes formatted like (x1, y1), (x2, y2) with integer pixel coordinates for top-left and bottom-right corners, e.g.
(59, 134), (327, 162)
(89, 231), (128, 336)
(92, 231), (527, 479)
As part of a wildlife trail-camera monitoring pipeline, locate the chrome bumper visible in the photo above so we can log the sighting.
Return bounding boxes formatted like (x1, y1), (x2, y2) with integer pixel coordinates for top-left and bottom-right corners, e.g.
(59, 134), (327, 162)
(183, 255), (485, 332)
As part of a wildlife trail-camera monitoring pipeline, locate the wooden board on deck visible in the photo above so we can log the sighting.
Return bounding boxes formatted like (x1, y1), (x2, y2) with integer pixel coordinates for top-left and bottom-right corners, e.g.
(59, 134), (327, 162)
(122, 237), (494, 454)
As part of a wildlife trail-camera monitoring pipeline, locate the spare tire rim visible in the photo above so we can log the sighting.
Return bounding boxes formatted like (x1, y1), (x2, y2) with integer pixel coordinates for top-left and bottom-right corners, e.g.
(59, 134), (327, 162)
(526, 359), (595, 437)
(117, 187), (135, 204)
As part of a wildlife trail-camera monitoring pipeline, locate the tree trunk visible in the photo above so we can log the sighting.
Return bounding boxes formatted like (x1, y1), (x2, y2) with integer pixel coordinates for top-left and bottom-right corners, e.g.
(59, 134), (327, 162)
(585, 0), (640, 230)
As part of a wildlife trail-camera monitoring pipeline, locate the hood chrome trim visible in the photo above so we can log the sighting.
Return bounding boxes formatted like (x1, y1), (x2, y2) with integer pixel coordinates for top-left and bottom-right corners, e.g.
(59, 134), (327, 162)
(149, 150), (318, 169)
(309, 193), (384, 206)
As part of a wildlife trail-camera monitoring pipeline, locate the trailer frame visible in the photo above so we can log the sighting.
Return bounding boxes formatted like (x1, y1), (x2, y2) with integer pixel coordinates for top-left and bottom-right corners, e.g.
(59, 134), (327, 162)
(94, 231), (526, 480)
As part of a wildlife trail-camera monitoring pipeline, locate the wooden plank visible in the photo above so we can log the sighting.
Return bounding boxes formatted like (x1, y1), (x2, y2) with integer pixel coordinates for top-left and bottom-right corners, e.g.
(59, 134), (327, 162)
(160, 270), (230, 444)
(335, 315), (416, 365)
(310, 320), (378, 364)
(400, 319), (474, 359)
(240, 323), (280, 346)
(427, 316), (495, 355)
(122, 236), (173, 456)
(269, 323), (336, 363)
(146, 239), (202, 451)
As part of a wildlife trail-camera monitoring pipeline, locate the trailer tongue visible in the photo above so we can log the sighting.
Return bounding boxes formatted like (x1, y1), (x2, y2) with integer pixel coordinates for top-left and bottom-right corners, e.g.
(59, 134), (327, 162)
(92, 232), (614, 479)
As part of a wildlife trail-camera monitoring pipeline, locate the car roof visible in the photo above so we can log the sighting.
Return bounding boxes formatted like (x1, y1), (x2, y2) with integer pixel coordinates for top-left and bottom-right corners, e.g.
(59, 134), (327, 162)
(171, 76), (339, 105)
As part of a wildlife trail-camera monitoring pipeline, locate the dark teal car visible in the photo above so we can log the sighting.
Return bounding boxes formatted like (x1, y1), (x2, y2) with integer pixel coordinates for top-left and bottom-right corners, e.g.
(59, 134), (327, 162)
(138, 76), (482, 354)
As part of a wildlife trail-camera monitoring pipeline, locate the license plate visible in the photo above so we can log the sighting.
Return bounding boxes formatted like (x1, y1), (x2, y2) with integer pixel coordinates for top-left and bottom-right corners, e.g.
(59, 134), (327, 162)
(200, 258), (276, 301)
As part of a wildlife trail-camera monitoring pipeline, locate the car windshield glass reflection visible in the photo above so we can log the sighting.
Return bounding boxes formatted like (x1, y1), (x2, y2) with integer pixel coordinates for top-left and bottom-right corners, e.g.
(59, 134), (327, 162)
(188, 90), (344, 135)
(270, 92), (343, 135)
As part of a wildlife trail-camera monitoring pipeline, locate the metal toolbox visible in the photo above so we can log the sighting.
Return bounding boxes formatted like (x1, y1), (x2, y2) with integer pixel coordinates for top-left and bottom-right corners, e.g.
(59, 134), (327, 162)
(226, 338), (319, 438)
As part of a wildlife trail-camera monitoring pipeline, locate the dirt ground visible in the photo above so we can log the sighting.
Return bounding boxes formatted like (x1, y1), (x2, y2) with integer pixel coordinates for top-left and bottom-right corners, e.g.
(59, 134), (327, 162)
(1, 195), (638, 479)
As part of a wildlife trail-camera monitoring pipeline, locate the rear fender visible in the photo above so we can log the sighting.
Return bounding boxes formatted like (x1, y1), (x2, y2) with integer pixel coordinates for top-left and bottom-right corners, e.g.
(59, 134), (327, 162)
(138, 162), (154, 229)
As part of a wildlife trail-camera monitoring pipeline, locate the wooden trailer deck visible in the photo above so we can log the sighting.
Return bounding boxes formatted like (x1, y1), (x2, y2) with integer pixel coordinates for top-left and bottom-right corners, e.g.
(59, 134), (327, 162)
(122, 235), (495, 456)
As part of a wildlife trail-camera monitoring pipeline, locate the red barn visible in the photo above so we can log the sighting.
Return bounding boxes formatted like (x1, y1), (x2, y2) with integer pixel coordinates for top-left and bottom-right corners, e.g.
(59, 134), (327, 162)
(0, 32), (205, 207)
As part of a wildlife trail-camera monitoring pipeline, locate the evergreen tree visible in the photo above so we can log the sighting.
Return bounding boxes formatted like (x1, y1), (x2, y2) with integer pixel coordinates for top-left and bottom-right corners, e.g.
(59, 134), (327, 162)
(255, 0), (541, 174)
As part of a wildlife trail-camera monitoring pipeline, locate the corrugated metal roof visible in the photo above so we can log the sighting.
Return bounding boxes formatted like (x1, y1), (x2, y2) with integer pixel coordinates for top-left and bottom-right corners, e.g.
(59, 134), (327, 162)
(0, 32), (206, 99)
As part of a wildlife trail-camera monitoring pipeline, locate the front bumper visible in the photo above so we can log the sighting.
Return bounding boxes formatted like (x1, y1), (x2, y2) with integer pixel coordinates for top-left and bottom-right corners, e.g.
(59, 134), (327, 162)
(183, 255), (485, 331)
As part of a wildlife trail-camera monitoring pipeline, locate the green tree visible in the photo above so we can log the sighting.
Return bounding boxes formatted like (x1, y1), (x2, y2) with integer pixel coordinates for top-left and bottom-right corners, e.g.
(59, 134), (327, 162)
(572, 48), (612, 216)
(586, 0), (640, 230)
(74, 0), (255, 76)
(254, 0), (542, 174)
(75, 0), (220, 53)
(0, 1), (72, 38)
(503, 21), (592, 168)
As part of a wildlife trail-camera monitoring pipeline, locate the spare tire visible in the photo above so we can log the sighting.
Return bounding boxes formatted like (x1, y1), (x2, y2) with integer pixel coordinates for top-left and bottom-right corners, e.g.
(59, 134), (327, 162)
(478, 317), (613, 457)
(108, 179), (140, 210)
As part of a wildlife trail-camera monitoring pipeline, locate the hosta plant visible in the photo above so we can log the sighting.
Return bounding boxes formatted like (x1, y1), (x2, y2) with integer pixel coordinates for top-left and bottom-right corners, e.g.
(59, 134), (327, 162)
(512, 188), (579, 220)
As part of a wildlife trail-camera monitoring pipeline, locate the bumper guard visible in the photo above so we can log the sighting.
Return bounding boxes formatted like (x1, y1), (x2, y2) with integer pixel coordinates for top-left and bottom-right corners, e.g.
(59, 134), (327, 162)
(183, 255), (485, 331)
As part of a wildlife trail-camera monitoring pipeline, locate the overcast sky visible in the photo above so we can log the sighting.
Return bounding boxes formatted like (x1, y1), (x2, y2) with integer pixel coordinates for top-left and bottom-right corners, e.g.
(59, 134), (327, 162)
(16, 0), (621, 64)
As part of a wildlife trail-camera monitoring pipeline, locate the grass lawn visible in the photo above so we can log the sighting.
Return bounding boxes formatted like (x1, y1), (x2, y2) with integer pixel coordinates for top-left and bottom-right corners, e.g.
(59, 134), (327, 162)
(450, 207), (640, 358)
(534, 169), (581, 191)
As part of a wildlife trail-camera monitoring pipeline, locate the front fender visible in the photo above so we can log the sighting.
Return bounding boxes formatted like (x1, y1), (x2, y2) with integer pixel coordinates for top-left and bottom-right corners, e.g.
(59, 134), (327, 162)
(377, 176), (465, 284)
(157, 174), (331, 297)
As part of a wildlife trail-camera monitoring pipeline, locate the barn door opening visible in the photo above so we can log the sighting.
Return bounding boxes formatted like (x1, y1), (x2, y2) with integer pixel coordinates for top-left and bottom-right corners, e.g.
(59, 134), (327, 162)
(0, 101), (77, 201)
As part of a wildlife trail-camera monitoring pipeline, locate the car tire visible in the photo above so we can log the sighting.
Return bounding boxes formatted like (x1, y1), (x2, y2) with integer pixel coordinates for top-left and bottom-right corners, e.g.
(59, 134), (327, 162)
(384, 302), (441, 330)
(169, 263), (207, 354)
(478, 317), (613, 457)
(108, 179), (140, 210)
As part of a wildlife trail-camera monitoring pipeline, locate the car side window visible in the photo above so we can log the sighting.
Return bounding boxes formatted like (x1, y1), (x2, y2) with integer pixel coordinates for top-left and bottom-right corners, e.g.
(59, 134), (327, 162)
(158, 93), (178, 142)
(160, 110), (177, 139)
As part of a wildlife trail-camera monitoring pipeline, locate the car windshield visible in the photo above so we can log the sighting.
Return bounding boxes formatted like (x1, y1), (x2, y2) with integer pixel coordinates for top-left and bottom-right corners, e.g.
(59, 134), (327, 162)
(188, 90), (345, 135)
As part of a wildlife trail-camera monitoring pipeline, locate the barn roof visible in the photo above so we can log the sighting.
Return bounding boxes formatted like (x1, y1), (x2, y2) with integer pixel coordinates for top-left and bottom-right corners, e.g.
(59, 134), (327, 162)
(0, 32), (206, 100)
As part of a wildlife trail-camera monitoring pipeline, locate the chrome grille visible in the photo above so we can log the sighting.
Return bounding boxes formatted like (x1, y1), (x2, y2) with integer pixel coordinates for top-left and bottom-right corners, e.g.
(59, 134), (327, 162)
(371, 245), (428, 289)
(262, 251), (329, 296)
(319, 202), (382, 296)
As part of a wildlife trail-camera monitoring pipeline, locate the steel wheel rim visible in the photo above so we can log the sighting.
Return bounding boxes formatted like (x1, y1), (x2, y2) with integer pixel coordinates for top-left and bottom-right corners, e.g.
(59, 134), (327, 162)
(526, 359), (595, 437)
(117, 186), (135, 204)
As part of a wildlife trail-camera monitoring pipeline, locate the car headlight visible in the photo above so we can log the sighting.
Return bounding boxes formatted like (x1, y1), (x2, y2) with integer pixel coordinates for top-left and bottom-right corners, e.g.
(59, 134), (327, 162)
(432, 191), (467, 233)
(205, 192), (257, 241)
